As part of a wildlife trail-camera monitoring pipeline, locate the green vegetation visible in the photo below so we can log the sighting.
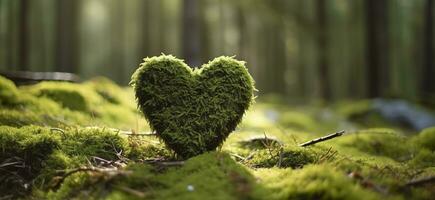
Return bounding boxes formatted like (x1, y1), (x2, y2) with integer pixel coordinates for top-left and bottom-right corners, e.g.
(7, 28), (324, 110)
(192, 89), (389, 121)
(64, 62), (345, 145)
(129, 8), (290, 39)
(254, 165), (380, 200)
(0, 76), (20, 106)
(0, 74), (434, 199)
(47, 152), (258, 200)
(0, 76), (144, 129)
(131, 55), (255, 158)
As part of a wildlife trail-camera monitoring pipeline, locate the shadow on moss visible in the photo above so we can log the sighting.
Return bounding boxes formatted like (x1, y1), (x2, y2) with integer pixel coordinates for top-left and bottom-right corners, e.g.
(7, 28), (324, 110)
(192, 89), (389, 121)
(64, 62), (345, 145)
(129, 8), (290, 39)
(0, 125), (168, 198)
(46, 152), (264, 200)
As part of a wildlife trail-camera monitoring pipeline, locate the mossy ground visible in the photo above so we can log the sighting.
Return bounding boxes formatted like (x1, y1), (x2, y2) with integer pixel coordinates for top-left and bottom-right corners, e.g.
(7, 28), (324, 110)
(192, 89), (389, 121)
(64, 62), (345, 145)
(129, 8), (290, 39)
(1, 76), (434, 199)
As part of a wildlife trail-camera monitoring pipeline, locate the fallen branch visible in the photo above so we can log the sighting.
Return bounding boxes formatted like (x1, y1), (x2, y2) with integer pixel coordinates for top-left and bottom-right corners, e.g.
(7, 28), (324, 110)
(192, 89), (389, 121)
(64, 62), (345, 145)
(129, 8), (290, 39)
(0, 161), (23, 168)
(116, 186), (146, 198)
(231, 153), (247, 161)
(147, 160), (185, 167)
(53, 166), (129, 189)
(406, 176), (435, 187)
(121, 132), (157, 136)
(0, 71), (79, 85)
(84, 126), (157, 136)
(299, 130), (345, 147)
(118, 130), (156, 136)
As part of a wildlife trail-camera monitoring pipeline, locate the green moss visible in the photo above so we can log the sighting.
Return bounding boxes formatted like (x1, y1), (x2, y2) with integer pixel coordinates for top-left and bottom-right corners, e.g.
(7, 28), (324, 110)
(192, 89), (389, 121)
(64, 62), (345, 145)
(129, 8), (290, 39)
(0, 77), (94, 127)
(413, 127), (435, 151)
(0, 125), (147, 198)
(0, 102), (90, 128)
(408, 127), (435, 168)
(61, 127), (131, 161)
(127, 135), (171, 160)
(46, 172), (100, 200)
(241, 107), (277, 130)
(131, 55), (255, 158)
(85, 77), (125, 105)
(408, 149), (435, 168)
(0, 75), (21, 106)
(25, 82), (101, 112)
(148, 152), (258, 200)
(16, 79), (141, 129)
(278, 111), (316, 131)
(335, 100), (393, 128)
(0, 109), (42, 127)
(0, 126), (61, 197)
(48, 152), (260, 200)
(255, 165), (380, 200)
(2, 73), (434, 199)
(246, 145), (322, 169)
(335, 128), (412, 161)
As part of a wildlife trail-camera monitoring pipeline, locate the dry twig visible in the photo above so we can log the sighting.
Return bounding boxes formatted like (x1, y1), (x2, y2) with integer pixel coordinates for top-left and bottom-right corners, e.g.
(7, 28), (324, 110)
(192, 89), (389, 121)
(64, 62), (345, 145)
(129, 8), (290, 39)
(116, 186), (146, 198)
(406, 176), (435, 187)
(299, 130), (345, 147)
(53, 166), (129, 189)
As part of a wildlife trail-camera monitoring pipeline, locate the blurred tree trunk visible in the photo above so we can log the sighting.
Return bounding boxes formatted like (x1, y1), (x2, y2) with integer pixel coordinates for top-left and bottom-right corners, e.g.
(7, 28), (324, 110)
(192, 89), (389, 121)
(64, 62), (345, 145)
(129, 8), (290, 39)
(218, 0), (224, 53)
(148, 0), (162, 55)
(56, 0), (79, 73)
(111, 0), (125, 84)
(365, 0), (390, 98)
(422, 0), (434, 97)
(140, 0), (150, 57)
(18, 0), (28, 71)
(199, 1), (210, 62)
(295, 1), (307, 99)
(182, 0), (201, 67)
(5, 1), (17, 69)
(347, 0), (367, 99)
(236, 6), (246, 59)
(316, 0), (331, 101)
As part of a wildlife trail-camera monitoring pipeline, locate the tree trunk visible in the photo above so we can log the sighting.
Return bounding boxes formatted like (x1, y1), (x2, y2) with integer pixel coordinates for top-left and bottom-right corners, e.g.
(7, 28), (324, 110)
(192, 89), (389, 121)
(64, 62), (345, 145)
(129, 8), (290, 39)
(182, 0), (201, 67)
(422, 0), (434, 98)
(56, 0), (79, 73)
(18, 0), (28, 71)
(140, 0), (150, 57)
(296, 1), (307, 99)
(316, 0), (331, 101)
(199, 1), (210, 62)
(365, 0), (389, 98)
(111, 0), (125, 84)
(236, 6), (246, 59)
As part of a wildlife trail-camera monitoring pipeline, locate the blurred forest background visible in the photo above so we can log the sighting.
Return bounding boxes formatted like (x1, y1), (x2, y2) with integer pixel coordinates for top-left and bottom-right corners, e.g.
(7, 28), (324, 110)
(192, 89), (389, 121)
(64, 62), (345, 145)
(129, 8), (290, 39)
(0, 0), (434, 103)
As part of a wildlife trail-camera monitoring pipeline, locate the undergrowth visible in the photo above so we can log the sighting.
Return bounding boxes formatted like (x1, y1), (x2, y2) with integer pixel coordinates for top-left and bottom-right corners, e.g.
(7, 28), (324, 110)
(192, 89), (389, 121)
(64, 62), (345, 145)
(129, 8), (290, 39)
(0, 75), (434, 199)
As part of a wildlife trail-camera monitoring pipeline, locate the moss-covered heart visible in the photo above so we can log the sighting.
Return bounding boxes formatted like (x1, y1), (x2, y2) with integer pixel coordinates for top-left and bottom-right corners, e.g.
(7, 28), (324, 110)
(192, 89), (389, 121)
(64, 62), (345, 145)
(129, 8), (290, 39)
(130, 55), (255, 158)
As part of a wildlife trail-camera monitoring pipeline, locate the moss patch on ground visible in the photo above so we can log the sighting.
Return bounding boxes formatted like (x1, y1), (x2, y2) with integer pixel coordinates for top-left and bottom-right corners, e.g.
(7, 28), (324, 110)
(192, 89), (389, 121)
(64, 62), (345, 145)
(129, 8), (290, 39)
(1, 75), (434, 199)
(254, 165), (381, 200)
(45, 152), (260, 200)
(0, 75), (145, 129)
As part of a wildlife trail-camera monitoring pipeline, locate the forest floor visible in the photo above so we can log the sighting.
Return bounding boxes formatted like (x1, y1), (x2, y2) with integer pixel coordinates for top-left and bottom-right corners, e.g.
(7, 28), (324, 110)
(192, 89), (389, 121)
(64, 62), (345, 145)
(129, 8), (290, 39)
(0, 75), (434, 200)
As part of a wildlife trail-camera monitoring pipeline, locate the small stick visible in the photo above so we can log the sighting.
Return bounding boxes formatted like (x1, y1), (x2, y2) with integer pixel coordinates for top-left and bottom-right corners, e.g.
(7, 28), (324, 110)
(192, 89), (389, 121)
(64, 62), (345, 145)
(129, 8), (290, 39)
(142, 158), (185, 167)
(277, 148), (284, 168)
(116, 186), (146, 198)
(53, 166), (128, 188)
(405, 176), (435, 187)
(50, 128), (66, 137)
(231, 153), (246, 161)
(299, 130), (345, 147)
(262, 132), (275, 158)
(150, 161), (185, 167)
(119, 131), (156, 136)
(0, 161), (23, 168)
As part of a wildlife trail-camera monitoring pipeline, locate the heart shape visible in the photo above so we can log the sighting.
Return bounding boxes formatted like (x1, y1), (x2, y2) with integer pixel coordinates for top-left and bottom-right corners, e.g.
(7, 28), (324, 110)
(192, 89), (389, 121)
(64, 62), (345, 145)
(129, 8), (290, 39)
(130, 55), (255, 158)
